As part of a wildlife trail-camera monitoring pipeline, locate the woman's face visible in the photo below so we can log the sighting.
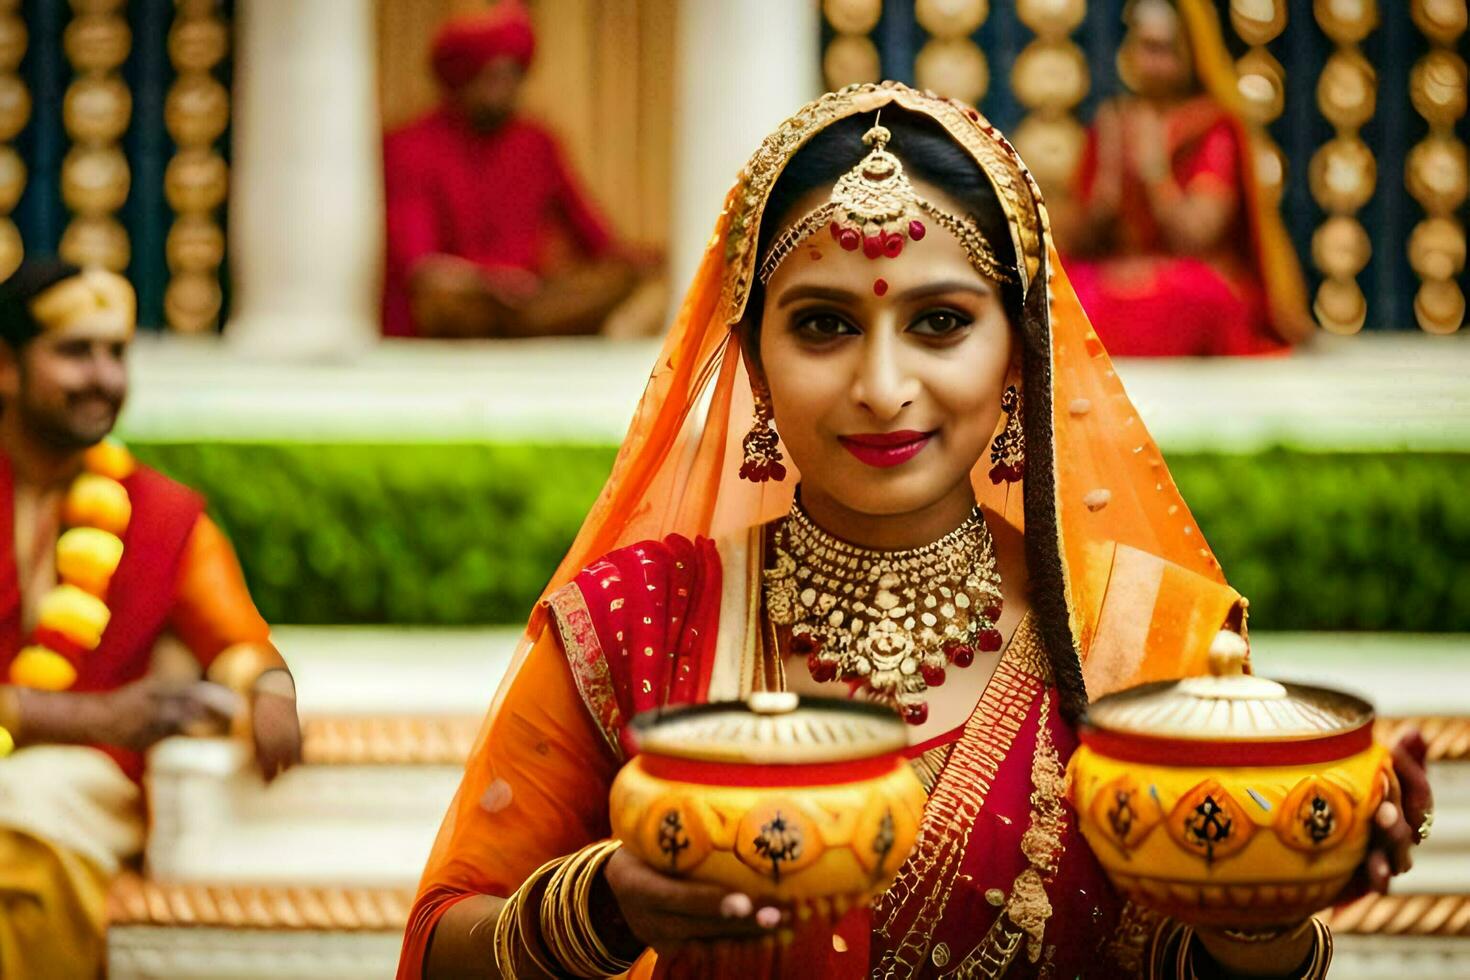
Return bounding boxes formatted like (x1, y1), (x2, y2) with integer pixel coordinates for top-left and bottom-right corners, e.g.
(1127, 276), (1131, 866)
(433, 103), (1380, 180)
(1125, 7), (1192, 97)
(756, 177), (1015, 523)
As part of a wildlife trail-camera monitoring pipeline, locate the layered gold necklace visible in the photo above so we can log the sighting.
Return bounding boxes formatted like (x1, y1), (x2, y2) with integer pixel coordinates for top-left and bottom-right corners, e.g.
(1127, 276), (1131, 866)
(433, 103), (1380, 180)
(764, 503), (1004, 725)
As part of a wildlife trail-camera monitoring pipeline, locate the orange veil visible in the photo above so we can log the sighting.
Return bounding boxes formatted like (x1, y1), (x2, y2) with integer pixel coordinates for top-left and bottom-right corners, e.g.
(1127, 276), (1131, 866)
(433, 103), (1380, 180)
(402, 82), (1245, 973)
(490, 80), (1241, 731)
(1173, 0), (1314, 342)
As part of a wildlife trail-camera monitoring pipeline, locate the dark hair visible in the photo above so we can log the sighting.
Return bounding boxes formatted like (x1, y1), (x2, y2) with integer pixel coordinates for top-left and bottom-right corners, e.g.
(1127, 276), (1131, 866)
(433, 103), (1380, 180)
(740, 109), (1092, 722)
(744, 108), (1023, 349)
(0, 259), (82, 349)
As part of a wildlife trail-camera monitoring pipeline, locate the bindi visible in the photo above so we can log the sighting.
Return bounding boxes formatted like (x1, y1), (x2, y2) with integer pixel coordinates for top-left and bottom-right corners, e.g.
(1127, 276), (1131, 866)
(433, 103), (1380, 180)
(873, 278), (888, 296)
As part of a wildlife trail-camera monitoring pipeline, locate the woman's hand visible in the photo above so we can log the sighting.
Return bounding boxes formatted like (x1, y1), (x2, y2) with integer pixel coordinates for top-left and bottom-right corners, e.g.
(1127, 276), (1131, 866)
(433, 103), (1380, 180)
(1090, 102), (1127, 220)
(601, 847), (786, 955)
(1362, 730), (1433, 893)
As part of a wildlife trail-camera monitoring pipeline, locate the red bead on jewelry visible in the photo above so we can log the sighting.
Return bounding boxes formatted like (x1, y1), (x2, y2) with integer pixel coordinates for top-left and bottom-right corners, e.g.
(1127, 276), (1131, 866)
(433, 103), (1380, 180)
(977, 627), (1003, 653)
(838, 227), (861, 251)
(983, 603), (1002, 623)
(901, 701), (929, 725)
(808, 655), (837, 683)
(863, 234), (883, 259)
(909, 219), (927, 241)
(921, 663), (946, 688)
(948, 643), (975, 668)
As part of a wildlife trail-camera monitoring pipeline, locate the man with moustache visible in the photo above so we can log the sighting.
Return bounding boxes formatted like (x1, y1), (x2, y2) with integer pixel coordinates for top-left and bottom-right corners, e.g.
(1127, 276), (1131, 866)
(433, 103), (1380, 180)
(0, 261), (301, 976)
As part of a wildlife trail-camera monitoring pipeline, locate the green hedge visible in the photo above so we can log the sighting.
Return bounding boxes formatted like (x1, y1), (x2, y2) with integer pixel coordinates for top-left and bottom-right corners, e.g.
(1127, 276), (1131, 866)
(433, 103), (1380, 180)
(129, 443), (1470, 632)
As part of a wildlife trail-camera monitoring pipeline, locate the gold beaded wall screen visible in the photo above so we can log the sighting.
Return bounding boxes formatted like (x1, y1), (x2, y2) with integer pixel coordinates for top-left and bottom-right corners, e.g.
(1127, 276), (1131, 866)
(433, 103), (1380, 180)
(5, 0), (231, 333)
(820, 0), (1469, 334)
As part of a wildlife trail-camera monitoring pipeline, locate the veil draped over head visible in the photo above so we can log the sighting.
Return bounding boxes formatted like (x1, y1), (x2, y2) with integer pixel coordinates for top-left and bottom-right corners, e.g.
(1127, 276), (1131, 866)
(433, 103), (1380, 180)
(506, 81), (1240, 723)
(400, 82), (1247, 975)
(1170, 0), (1313, 341)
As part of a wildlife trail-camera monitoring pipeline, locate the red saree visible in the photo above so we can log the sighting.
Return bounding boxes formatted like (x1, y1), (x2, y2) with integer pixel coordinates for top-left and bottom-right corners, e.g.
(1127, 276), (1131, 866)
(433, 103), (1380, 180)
(1068, 101), (1284, 357)
(399, 82), (1247, 979)
(1064, 0), (1311, 357)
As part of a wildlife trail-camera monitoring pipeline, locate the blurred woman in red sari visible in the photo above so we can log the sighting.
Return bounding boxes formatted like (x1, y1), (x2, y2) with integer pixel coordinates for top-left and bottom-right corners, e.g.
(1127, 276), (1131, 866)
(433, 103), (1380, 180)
(1056, 0), (1312, 357)
(398, 83), (1425, 979)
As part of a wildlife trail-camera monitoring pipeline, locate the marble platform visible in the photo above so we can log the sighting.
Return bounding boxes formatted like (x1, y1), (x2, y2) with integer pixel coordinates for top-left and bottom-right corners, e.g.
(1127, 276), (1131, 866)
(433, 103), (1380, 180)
(107, 627), (1470, 979)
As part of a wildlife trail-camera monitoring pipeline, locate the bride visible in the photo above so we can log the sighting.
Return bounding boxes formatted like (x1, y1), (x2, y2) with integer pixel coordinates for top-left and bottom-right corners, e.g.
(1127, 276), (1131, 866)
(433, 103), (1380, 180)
(397, 82), (1429, 979)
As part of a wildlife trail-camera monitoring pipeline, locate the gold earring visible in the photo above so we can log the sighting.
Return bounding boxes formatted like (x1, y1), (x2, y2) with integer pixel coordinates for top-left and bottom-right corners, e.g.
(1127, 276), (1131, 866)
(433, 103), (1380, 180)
(988, 385), (1024, 485)
(740, 383), (786, 483)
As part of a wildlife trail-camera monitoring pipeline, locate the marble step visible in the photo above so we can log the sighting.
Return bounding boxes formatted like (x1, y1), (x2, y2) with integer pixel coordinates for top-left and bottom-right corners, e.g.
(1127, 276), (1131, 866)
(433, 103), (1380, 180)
(105, 873), (1470, 980)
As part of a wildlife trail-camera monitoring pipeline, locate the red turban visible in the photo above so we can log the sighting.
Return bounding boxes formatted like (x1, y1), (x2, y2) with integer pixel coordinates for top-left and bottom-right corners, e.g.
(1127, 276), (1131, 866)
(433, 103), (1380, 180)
(431, 2), (536, 89)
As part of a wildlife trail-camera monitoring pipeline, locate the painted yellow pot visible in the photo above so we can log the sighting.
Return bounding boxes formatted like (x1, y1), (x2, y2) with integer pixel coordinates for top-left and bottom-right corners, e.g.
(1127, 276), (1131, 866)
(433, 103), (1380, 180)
(610, 693), (926, 905)
(1068, 633), (1395, 929)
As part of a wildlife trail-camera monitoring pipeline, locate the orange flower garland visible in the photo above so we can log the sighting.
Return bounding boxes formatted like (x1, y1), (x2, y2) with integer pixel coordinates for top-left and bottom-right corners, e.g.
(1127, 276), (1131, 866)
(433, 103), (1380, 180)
(8, 440), (134, 692)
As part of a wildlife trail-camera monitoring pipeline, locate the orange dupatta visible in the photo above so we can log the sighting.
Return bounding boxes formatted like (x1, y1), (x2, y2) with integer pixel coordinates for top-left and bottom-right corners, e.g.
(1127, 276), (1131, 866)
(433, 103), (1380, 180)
(399, 82), (1247, 977)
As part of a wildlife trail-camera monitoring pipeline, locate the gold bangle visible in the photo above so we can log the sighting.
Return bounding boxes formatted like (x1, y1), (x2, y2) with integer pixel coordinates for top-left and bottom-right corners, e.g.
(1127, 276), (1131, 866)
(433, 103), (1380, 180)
(496, 856), (567, 979)
(538, 840), (633, 977)
(1176, 918), (1333, 980)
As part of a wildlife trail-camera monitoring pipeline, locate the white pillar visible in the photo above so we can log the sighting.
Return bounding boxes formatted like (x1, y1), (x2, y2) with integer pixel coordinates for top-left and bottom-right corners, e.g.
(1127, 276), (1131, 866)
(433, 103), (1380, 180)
(225, 0), (382, 360)
(670, 0), (821, 302)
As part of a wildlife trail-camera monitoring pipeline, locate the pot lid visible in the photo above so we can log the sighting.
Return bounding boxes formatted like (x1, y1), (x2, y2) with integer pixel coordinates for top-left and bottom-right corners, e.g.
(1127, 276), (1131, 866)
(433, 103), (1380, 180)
(1084, 631), (1374, 742)
(630, 692), (909, 764)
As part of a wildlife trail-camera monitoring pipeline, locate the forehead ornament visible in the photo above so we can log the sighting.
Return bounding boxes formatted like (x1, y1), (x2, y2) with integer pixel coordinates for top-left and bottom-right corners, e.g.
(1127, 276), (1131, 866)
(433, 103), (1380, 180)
(757, 121), (1017, 287)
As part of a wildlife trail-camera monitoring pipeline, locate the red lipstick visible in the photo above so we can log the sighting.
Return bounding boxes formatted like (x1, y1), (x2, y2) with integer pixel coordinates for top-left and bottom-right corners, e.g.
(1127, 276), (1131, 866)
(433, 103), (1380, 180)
(839, 430), (934, 468)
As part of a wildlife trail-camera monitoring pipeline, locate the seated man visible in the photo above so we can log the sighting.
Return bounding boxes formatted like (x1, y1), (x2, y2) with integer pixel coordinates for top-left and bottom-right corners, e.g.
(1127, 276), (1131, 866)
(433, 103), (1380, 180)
(383, 2), (654, 339)
(0, 261), (302, 976)
(1052, 0), (1312, 356)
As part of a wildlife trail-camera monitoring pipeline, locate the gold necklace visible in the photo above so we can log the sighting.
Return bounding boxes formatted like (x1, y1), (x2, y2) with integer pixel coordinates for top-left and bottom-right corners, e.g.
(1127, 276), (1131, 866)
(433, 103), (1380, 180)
(764, 503), (1003, 725)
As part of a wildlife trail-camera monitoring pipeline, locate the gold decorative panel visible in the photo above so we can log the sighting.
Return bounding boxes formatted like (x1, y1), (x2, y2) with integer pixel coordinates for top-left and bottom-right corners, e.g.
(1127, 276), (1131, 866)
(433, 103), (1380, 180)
(914, 0), (991, 107)
(0, 0), (25, 278)
(59, 0), (130, 273)
(824, 0), (884, 92)
(1405, 0), (1467, 333)
(1010, 0), (1088, 197)
(164, 0), (230, 333)
(1308, 0), (1379, 334)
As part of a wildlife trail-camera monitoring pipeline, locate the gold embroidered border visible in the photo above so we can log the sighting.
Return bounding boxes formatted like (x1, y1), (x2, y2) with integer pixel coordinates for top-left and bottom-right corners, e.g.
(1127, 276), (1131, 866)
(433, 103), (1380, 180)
(873, 613), (1049, 978)
(546, 584), (626, 760)
(720, 81), (1045, 325)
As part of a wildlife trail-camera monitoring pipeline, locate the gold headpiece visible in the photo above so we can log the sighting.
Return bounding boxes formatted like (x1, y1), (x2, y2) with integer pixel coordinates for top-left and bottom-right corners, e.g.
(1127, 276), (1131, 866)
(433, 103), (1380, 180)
(29, 269), (136, 338)
(757, 122), (1017, 287)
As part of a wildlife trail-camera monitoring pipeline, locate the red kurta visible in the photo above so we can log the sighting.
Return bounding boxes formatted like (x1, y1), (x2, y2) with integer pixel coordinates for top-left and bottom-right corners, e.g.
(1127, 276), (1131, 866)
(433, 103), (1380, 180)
(0, 456), (274, 782)
(381, 109), (616, 337)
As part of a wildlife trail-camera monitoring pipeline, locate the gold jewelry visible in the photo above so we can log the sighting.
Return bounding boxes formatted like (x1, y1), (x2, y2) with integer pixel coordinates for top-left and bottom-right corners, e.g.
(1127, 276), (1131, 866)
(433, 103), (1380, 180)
(765, 502), (1003, 726)
(739, 380), (786, 484)
(493, 857), (563, 979)
(1417, 809), (1434, 843)
(1219, 925), (1290, 944)
(1174, 918), (1332, 980)
(756, 121), (1017, 288)
(988, 384), (1025, 485)
(538, 840), (634, 977)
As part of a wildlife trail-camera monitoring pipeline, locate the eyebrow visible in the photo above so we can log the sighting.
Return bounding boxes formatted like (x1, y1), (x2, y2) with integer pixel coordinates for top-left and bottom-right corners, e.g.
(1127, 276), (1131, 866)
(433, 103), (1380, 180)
(775, 279), (992, 309)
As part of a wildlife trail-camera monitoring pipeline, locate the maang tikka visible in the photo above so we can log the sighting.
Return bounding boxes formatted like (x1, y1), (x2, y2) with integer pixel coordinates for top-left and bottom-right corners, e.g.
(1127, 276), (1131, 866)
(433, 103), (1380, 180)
(740, 381), (786, 483)
(757, 119), (1018, 286)
(989, 384), (1024, 484)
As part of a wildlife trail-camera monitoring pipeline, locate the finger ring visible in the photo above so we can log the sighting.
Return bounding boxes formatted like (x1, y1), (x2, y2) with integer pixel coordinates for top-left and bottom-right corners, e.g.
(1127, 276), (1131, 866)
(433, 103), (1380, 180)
(1416, 810), (1434, 844)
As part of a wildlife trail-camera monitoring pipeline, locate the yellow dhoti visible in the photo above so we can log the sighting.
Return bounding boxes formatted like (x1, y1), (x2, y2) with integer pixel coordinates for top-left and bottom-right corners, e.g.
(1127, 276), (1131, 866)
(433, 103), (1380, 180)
(0, 746), (144, 978)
